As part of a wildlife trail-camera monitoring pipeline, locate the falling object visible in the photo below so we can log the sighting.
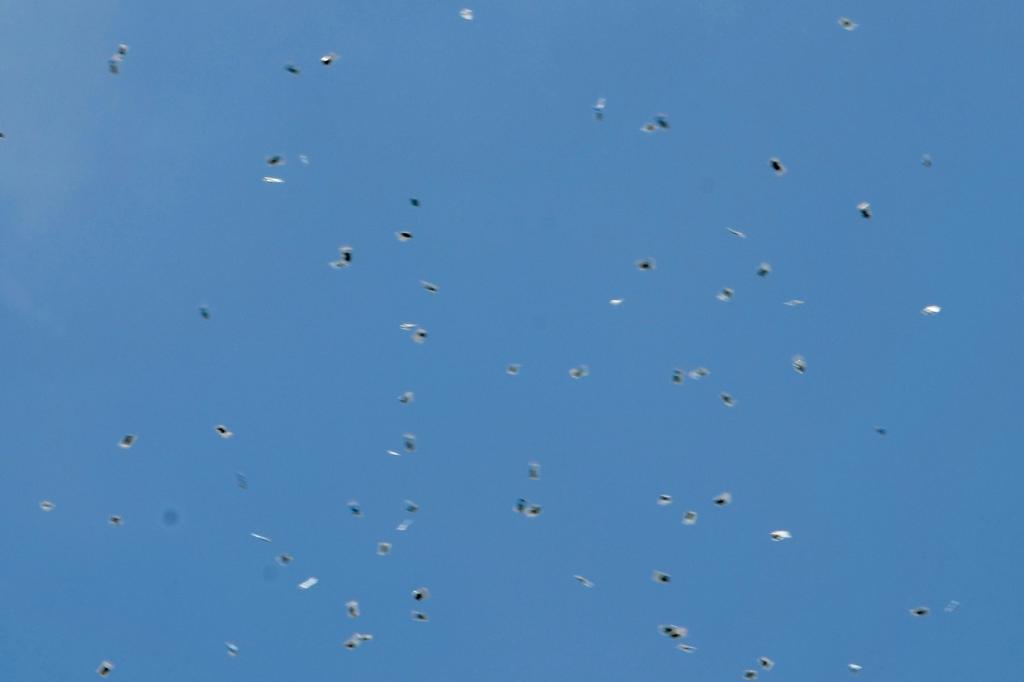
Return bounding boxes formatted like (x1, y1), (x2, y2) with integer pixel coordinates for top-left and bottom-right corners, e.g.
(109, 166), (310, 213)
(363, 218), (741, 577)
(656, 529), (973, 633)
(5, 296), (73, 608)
(405, 499), (420, 513)
(910, 606), (930, 617)
(250, 532), (272, 543)
(609, 298), (624, 305)
(346, 600), (360, 618)
(657, 494), (673, 506)
(568, 365), (589, 379)
(857, 202), (872, 218)
(276, 553), (293, 566)
(652, 570), (671, 584)
(214, 425), (233, 439)
(677, 644), (697, 653)
(266, 155), (284, 166)
(726, 227), (747, 239)
(410, 198), (420, 207)
(573, 575), (594, 588)
(262, 176), (285, 184)
(593, 97), (606, 121)
(849, 663), (863, 673)
(713, 492), (732, 506)
(396, 231), (413, 242)
(421, 280), (439, 293)
(659, 624), (688, 639)
(39, 500), (55, 512)
(921, 305), (942, 316)
(225, 642), (239, 657)
(757, 262), (772, 277)
(412, 587), (430, 601)
(743, 671), (759, 681)
(298, 577), (319, 590)
(398, 391), (415, 404)
(118, 434), (136, 449)
(921, 154), (933, 168)
(716, 288), (734, 302)
(377, 542), (392, 556)
(97, 661), (115, 677)
(403, 433), (416, 453)
(459, 8), (474, 20)
(412, 328), (428, 344)
(720, 392), (736, 407)
(329, 245), (353, 269)
(411, 611), (429, 621)
(199, 306), (211, 320)
(672, 369), (684, 384)
(506, 363), (522, 375)
(528, 462), (541, 480)
(320, 52), (339, 65)
(635, 258), (656, 271)
(769, 157), (786, 175)
(792, 355), (807, 374)
(348, 500), (363, 517)
(682, 511), (698, 525)
(108, 515), (124, 526)
(770, 530), (792, 541)
(759, 657), (775, 670)
(839, 16), (858, 30)
(783, 299), (805, 306)
(284, 64), (300, 74)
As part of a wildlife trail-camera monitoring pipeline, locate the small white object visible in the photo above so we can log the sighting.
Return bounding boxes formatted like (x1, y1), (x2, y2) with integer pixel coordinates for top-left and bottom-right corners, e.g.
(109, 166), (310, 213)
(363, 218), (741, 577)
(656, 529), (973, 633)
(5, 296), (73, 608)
(262, 176), (285, 183)
(250, 532), (272, 543)
(377, 542), (392, 556)
(347, 500), (363, 516)
(682, 510), (698, 525)
(421, 280), (439, 293)
(713, 492), (732, 506)
(657, 494), (673, 506)
(688, 367), (710, 380)
(320, 52), (339, 65)
(386, 449), (401, 457)
(118, 434), (136, 449)
(396, 519), (414, 531)
(716, 287), (734, 302)
(857, 201), (872, 218)
(299, 154), (310, 164)
(757, 262), (772, 277)
(783, 299), (805, 306)
(405, 499), (420, 513)
(676, 643), (697, 653)
(399, 322), (417, 331)
(39, 500), (55, 512)
(771, 529), (792, 541)
(569, 365), (589, 379)
(792, 355), (807, 374)
(609, 298), (624, 305)
(726, 227), (747, 238)
(573, 575), (594, 588)
(459, 7), (474, 20)
(412, 587), (430, 601)
(759, 657), (775, 670)
(849, 663), (863, 673)
(652, 570), (671, 584)
(298, 577), (319, 590)
(839, 16), (858, 30)
(214, 425), (233, 439)
(399, 391), (415, 404)
(225, 642), (239, 657)
(346, 600), (360, 618)
(945, 600), (960, 612)
(921, 305), (942, 316)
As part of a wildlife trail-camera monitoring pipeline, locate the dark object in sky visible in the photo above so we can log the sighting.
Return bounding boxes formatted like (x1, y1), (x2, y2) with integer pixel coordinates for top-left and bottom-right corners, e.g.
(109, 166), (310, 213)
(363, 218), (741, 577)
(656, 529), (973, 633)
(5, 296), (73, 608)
(284, 64), (300, 75)
(320, 52), (338, 66)
(276, 553), (293, 566)
(635, 258), (656, 271)
(921, 154), (933, 168)
(792, 355), (807, 374)
(116, 44), (128, 56)
(652, 570), (671, 584)
(838, 16), (858, 31)
(411, 611), (429, 621)
(266, 155), (283, 166)
(396, 231), (413, 242)
(770, 157), (785, 175)
(857, 202), (872, 219)
(757, 262), (772, 277)
(108, 515), (123, 526)
(199, 306), (210, 320)
(410, 198), (420, 207)
(655, 114), (669, 129)
(671, 369), (684, 384)
(412, 587), (430, 601)
(0, 132), (5, 140)
(910, 606), (930, 617)
(874, 426), (888, 436)
(713, 491), (732, 506)
(97, 660), (115, 677)
(720, 392), (736, 407)
(162, 509), (180, 526)
(743, 671), (758, 681)
(759, 657), (775, 670)
(118, 434), (136, 449)
(330, 245), (353, 269)
(348, 500), (363, 516)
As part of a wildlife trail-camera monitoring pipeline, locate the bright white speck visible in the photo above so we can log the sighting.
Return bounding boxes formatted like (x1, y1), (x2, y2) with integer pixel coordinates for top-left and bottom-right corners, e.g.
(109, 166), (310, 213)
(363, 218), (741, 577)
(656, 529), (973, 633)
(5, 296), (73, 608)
(770, 530), (792, 541)
(298, 577), (319, 590)
(921, 305), (942, 316)
(262, 176), (285, 183)
(459, 8), (474, 20)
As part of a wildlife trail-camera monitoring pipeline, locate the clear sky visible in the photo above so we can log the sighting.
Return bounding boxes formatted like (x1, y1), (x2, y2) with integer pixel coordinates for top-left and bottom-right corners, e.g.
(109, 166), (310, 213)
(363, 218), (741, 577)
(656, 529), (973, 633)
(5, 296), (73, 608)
(1, 1), (1022, 680)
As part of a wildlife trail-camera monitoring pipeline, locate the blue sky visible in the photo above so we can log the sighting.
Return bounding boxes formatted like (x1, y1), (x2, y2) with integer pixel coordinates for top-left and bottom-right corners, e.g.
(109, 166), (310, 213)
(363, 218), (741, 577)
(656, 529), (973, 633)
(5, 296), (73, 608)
(2, 1), (1023, 680)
